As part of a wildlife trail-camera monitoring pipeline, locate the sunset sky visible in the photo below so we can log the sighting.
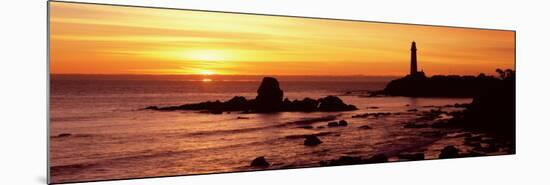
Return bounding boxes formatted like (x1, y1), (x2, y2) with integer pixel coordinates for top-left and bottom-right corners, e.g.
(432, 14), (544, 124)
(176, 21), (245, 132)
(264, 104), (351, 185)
(49, 2), (515, 76)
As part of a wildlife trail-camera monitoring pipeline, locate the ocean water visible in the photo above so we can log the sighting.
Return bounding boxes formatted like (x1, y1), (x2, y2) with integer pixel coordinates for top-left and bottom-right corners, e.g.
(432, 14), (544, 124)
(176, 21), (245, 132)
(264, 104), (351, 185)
(49, 75), (472, 183)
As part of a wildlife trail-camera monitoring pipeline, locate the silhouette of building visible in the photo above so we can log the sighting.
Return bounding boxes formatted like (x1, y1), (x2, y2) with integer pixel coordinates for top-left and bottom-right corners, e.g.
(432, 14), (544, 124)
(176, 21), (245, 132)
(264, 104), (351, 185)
(409, 41), (425, 77)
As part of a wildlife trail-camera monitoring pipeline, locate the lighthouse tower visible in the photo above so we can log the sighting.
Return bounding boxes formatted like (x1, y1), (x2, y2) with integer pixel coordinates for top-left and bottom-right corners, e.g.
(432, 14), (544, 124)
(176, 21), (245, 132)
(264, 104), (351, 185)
(410, 41), (418, 76)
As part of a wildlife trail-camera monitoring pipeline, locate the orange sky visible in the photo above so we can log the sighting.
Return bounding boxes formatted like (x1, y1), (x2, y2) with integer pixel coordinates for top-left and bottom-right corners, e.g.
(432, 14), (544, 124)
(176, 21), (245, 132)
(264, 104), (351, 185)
(49, 2), (515, 76)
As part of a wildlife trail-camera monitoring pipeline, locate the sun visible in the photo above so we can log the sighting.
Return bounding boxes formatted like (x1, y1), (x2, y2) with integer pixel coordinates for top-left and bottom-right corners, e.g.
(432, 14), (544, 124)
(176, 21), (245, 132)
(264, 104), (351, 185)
(202, 78), (213, 82)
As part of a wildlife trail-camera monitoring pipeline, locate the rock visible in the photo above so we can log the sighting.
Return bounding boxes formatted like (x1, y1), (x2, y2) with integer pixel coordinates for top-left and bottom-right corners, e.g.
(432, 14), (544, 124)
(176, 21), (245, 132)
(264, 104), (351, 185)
(397, 152), (424, 160)
(358, 125), (372, 129)
(144, 106), (159, 110)
(250, 156), (270, 167)
(297, 125), (314, 129)
(327, 121), (339, 127)
(255, 77), (284, 112)
(352, 113), (370, 118)
(327, 120), (349, 127)
(146, 78), (358, 114)
(224, 96), (249, 108)
(439, 145), (460, 159)
(317, 126), (326, 129)
(407, 109), (418, 112)
(57, 133), (71, 138)
(237, 116), (250, 119)
(320, 154), (388, 166)
(320, 156), (363, 166)
(318, 96), (358, 112)
(364, 154), (388, 163)
(304, 135), (323, 146)
(338, 120), (348, 127)
(283, 97), (319, 112)
(208, 109), (223, 114)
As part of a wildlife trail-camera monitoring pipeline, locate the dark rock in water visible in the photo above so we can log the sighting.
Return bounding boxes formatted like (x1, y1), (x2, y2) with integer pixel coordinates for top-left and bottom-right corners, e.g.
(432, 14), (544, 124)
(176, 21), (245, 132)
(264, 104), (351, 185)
(304, 135), (323, 146)
(327, 121), (339, 127)
(317, 126), (326, 129)
(327, 120), (348, 127)
(358, 125), (372, 129)
(285, 131), (334, 139)
(209, 109), (223, 114)
(318, 96), (358, 112)
(237, 116), (250, 119)
(255, 77), (284, 112)
(398, 152), (424, 160)
(407, 109), (418, 112)
(283, 97), (319, 112)
(144, 106), (159, 110)
(57, 133), (71, 138)
(364, 154), (388, 163)
(338, 120), (348, 127)
(439, 145), (460, 159)
(352, 113), (370, 118)
(297, 125), (314, 129)
(152, 97), (252, 112)
(145, 77), (357, 114)
(320, 156), (363, 166)
(367, 106), (379, 109)
(250, 156), (270, 167)
(320, 154), (388, 166)
(225, 96), (249, 107)
(370, 112), (392, 118)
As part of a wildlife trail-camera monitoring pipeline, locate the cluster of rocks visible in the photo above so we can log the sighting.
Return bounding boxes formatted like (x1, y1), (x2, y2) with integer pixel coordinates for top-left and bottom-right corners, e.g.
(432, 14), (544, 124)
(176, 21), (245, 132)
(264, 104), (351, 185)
(383, 72), (502, 97)
(422, 103), (469, 108)
(250, 143), (487, 168)
(402, 109), (455, 129)
(320, 154), (388, 166)
(351, 112), (392, 118)
(146, 77), (357, 114)
(327, 120), (348, 127)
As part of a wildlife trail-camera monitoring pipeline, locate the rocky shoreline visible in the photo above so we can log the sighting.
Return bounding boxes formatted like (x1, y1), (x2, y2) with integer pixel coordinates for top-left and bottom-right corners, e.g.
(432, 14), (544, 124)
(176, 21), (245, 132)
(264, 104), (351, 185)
(244, 71), (514, 168)
(247, 106), (514, 169)
(143, 71), (515, 170)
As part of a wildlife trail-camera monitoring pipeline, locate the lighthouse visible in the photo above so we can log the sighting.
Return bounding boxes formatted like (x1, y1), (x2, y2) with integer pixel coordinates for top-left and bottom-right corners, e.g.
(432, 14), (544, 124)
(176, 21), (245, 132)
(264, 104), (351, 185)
(410, 41), (418, 76)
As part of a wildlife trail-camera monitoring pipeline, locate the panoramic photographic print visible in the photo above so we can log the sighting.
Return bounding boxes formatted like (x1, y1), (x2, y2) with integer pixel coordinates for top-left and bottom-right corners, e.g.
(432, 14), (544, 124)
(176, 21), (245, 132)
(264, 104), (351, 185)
(48, 1), (515, 184)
